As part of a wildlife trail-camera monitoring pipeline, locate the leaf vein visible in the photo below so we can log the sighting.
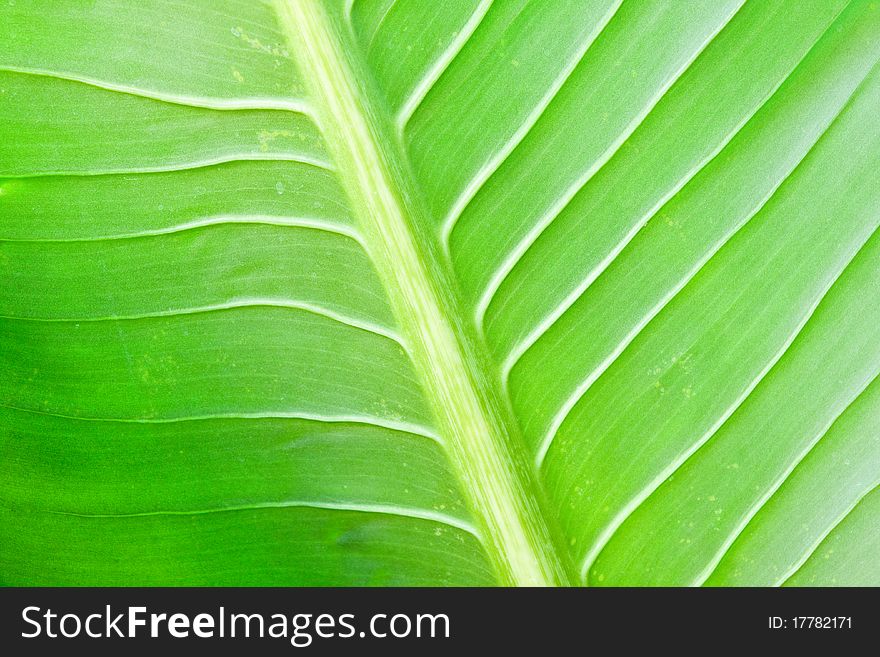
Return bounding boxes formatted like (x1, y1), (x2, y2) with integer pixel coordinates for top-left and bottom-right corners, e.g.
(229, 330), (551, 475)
(0, 403), (442, 444)
(0, 65), (315, 114)
(438, 0), (624, 249)
(45, 501), (480, 539)
(396, 0), (494, 136)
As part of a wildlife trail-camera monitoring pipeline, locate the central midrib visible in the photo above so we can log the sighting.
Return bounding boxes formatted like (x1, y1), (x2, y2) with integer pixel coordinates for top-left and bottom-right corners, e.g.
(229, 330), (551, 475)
(275, 0), (573, 586)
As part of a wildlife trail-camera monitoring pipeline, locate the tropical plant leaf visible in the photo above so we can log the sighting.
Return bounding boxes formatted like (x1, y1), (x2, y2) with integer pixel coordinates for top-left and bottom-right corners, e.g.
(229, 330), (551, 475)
(2, 0), (879, 586)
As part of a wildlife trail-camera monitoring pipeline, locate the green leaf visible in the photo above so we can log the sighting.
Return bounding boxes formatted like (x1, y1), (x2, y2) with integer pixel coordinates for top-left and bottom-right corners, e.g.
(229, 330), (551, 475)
(2, 0), (879, 586)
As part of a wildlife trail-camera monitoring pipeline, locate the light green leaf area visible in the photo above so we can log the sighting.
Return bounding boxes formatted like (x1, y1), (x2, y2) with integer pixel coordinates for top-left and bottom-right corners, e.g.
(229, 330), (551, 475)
(2, 0), (879, 586)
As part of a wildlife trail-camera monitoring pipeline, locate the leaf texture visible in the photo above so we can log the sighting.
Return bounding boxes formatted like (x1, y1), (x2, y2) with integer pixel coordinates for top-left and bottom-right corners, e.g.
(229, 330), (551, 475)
(2, 0), (879, 586)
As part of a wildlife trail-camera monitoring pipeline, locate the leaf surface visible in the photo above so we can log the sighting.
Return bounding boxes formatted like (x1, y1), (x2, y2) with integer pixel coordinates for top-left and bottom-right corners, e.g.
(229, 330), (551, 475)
(2, 0), (879, 586)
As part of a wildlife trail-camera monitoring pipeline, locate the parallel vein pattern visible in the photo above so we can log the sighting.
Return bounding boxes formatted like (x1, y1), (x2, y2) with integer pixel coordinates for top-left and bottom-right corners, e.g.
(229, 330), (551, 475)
(346, 0), (880, 586)
(1, 0), (496, 586)
(3, 0), (879, 586)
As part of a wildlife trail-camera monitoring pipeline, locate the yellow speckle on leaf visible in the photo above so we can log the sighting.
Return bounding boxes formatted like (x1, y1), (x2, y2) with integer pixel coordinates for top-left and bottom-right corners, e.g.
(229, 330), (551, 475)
(231, 26), (290, 58)
(258, 129), (295, 152)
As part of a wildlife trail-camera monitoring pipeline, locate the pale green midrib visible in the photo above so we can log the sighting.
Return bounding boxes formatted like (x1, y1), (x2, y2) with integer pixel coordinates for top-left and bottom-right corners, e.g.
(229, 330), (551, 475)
(274, 0), (572, 586)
